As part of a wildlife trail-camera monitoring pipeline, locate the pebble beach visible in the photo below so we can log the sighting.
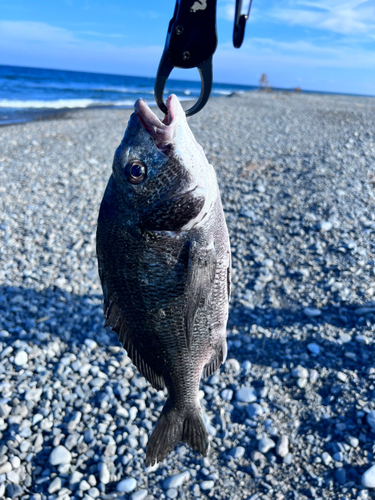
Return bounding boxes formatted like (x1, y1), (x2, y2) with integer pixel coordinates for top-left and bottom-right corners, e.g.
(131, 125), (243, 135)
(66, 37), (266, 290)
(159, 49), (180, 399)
(0, 90), (375, 500)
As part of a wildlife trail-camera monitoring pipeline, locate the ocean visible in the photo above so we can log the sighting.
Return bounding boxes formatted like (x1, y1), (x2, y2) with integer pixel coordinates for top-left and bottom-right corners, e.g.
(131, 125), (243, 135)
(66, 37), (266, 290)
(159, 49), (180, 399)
(0, 65), (257, 125)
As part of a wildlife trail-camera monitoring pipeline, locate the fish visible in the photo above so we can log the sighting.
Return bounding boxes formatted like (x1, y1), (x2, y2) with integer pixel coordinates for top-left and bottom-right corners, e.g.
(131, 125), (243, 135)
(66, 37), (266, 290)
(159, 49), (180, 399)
(96, 94), (231, 466)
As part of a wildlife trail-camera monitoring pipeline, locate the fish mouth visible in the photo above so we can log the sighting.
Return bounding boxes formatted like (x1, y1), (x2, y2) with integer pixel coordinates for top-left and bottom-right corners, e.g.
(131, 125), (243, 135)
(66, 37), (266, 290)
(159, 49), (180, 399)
(135, 95), (182, 152)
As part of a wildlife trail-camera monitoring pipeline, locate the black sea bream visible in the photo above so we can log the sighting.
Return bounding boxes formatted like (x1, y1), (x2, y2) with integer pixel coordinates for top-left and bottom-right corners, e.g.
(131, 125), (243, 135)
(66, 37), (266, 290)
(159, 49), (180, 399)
(96, 95), (231, 466)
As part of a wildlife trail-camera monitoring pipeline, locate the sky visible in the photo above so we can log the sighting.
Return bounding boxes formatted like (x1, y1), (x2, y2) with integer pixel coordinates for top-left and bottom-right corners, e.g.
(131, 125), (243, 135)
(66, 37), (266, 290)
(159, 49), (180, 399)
(0, 0), (374, 95)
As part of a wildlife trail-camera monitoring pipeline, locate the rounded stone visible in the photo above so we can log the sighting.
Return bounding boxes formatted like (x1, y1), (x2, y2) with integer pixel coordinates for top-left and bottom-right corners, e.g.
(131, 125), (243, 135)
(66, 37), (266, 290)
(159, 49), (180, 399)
(246, 403), (264, 419)
(14, 351), (28, 366)
(235, 387), (257, 403)
(200, 480), (215, 491)
(229, 446), (245, 459)
(49, 446), (72, 466)
(98, 463), (110, 484)
(258, 437), (275, 454)
(366, 410), (375, 431)
(307, 343), (320, 355)
(69, 471), (83, 488)
(130, 490), (149, 500)
(163, 471), (190, 489)
(48, 477), (62, 494)
(10, 457), (20, 469)
(303, 307), (321, 317)
(346, 436), (359, 448)
(276, 435), (289, 458)
(292, 365), (309, 378)
(166, 488), (178, 499)
(335, 468), (346, 485)
(116, 478), (137, 493)
(319, 221), (332, 231)
(362, 465), (375, 488)
(220, 389), (233, 401)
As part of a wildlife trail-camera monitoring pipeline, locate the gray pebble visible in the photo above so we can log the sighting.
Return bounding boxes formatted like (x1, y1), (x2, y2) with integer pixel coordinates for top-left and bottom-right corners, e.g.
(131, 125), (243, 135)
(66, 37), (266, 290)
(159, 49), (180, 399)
(229, 446), (245, 459)
(366, 410), (375, 431)
(98, 462), (110, 484)
(303, 307), (321, 317)
(163, 471), (190, 489)
(292, 365), (309, 378)
(0, 462), (12, 474)
(297, 377), (308, 389)
(283, 453), (294, 465)
(307, 343), (320, 355)
(318, 221), (332, 231)
(69, 470), (83, 489)
(14, 350), (28, 366)
(166, 488), (178, 499)
(116, 478), (137, 492)
(246, 403), (264, 419)
(200, 480), (215, 491)
(362, 465), (375, 488)
(49, 446), (72, 466)
(220, 389), (233, 401)
(25, 388), (43, 402)
(130, 490), (149, 500)
(276, 435), (289, 458)
(335, 468), (346, 485)
(258, 437), (275, 453)
(48, 477), (62, 494)
(235, 387), (257, 403)
(322, 452), (332, 465)
(79, 480), (91, 492)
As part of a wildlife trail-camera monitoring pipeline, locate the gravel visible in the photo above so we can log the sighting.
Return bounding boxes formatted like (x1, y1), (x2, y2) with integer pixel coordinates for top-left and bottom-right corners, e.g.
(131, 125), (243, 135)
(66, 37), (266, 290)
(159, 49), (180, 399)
(0, 90), (375, 499)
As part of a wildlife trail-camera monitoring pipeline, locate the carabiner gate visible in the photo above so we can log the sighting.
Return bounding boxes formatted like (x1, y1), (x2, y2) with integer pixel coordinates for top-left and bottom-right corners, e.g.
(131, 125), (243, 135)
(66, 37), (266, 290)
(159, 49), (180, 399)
(233, 0), (253, 49)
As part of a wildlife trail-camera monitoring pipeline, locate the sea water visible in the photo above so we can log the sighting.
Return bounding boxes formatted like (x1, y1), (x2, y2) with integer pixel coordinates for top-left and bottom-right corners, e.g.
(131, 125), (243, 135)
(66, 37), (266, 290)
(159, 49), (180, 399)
(0, 65), (256, 125)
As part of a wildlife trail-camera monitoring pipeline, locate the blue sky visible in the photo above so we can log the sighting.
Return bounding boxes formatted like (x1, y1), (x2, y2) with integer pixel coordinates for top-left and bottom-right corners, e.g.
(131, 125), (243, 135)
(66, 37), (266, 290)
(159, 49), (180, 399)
(0, 0), (374, 95)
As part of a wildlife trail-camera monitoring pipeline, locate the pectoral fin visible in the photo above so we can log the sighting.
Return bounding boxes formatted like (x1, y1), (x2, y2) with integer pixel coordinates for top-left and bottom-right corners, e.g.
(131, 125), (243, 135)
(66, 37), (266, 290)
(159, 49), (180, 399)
(184, 240), (216, 351)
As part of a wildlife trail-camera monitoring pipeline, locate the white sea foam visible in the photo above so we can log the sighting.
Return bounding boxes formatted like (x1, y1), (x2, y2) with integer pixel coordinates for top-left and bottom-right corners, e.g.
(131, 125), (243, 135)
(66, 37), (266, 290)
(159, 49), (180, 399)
(0, 95), (194, 113)
(0, 99), (99, 109)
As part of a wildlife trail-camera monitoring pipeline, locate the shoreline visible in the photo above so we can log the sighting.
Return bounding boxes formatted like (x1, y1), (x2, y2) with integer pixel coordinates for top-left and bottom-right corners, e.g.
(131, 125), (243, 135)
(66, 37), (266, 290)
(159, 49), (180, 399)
(1, 88), (375, 127)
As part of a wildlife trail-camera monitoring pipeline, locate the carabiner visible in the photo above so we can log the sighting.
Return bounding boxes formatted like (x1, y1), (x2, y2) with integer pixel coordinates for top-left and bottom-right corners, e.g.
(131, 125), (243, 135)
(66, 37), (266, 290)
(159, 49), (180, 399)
(154, 0), (217, 117)
(233, 0), (253, 48)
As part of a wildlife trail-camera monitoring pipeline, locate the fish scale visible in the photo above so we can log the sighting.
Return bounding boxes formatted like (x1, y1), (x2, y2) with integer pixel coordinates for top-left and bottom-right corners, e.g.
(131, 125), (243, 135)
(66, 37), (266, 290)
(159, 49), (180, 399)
(97, 94), (231, 465)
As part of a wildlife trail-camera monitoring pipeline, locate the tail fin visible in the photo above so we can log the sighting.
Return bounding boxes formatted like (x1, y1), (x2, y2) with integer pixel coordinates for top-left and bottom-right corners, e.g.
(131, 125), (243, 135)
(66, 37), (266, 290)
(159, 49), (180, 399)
(146, 399), (209, 467)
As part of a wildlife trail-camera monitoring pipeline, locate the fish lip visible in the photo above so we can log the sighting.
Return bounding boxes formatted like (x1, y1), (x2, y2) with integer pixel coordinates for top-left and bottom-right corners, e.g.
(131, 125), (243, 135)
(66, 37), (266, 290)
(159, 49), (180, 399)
(135, 95), (181, 150)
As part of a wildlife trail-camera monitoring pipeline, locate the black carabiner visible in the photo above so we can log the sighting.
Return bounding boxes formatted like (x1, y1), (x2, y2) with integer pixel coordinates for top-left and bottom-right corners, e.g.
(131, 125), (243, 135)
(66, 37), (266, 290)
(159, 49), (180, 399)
(154, 0), (217, 117)
(233, 0), (253, 49)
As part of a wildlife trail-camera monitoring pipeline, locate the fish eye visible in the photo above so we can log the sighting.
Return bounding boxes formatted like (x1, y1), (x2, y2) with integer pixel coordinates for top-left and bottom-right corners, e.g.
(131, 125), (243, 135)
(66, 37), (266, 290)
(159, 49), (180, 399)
(125, 160), (147, 184)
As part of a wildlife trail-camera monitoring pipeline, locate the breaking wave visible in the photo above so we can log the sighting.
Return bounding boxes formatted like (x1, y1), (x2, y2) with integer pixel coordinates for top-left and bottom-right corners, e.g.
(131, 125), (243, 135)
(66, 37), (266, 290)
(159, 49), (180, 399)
(0, 99), (136, 109)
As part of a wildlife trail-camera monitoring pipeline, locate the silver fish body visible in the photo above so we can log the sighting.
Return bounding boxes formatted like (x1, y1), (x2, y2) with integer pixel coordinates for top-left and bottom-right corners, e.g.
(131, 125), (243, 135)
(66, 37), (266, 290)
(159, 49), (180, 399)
(96, 95), (231, 466)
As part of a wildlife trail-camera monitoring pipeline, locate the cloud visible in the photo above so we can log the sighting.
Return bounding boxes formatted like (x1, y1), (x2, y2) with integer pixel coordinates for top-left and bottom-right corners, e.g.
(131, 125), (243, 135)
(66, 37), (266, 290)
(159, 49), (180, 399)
(0, 21), (163, 76)
(217, 1), (235, 22)
(0, 21), (76, 43)
(216, 36), (375, 72)
(270, 0), (375, 36)
(78, 31), (126, 38)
